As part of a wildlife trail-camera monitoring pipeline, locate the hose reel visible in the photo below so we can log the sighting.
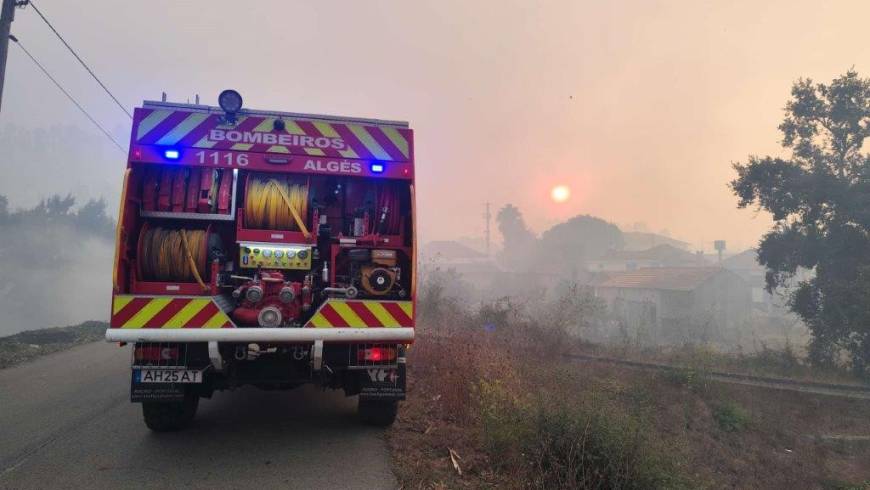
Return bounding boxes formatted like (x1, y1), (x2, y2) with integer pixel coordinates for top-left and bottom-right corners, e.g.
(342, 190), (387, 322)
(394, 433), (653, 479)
(244, 174), (310, 236)
(136, 223), (223, 288)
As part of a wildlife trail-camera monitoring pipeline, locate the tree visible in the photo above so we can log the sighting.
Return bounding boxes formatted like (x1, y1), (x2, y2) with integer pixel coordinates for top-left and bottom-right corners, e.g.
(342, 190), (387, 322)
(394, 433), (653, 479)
(0, 195), (7, 223)
(730, 70), (870, 376)
(538, 215), (624, 267)
(496, 204), (537, 269)
(33, 194), (76, 217)
(76, 198), (115, 238)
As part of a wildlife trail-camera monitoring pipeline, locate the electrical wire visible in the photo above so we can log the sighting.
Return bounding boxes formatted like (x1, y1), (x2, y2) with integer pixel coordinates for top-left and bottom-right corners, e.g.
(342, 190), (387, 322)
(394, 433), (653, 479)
(245, 175), (310, 234)
(27, 0), (133, 119)
(139, 227), (209, 287)
(10, 36), (127, 153)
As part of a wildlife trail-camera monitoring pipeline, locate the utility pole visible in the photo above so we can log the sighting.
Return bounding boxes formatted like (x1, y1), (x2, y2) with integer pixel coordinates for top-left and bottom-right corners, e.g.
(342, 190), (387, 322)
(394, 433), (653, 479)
(0, 0), (26, 114)
(484, 201), (491, 256)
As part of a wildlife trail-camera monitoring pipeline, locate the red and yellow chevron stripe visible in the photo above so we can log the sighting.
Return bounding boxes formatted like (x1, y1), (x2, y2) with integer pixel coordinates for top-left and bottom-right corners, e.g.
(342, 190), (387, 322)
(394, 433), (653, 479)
(305, 300), (414, 328)
(111, 295), (234, 329)
(134, 109), (412, 162)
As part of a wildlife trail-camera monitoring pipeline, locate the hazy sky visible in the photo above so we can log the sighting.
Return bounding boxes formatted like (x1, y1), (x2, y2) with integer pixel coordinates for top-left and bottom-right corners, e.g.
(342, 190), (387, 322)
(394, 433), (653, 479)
(2, 0), (868, 252)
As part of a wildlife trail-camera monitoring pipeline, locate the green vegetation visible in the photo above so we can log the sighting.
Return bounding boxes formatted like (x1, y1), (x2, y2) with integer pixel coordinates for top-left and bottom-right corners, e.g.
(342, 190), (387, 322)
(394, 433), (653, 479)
(731, 70), (870, 378)
(496, 204), (623, 273)
(477, 378), (688, 489)
(390, 283), (870, 488)
(0, 321), (107, 369)
(712, 401), (750, 433)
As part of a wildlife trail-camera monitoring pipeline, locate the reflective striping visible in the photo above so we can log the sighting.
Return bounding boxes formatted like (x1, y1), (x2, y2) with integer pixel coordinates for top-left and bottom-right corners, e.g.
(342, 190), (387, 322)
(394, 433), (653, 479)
(338, 148), (360, 159)
(112, 298), (153, 326)
(155, 112), (209, 145)
(122, 297), (173, 328)
(164, 299), (211, 328)
(110, 295), (234, 329)
(136, 109), (173, 140)
(112, 295), (134, 315)
(194, 135), (217, 148)
(347, 301), (384, 327)
(399, 301), (413, 318)
(304, 300), (414, 328)
(312, 121), (340, 137)
(329, 302), (366, 328)
(319, 304), (350, 327)
(203, 310), (229, 328)
(382, 127), (410, 158)
(382, 302), (413, 326)
(348, 125), (391, 160)
(366, 302), (399, 327)
(309, 311), (331, 328)
(285, 120), (306, 135)
(132, 109), (412, 161)
(144, 298), (191, 328)
(183, 302), (220, 328)
(252, 118), (274, 132)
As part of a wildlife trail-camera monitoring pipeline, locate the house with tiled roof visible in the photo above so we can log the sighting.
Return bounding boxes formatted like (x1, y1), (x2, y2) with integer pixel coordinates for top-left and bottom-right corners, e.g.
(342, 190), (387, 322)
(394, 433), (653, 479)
(621, 232), (689, 251)
(594, 267), (750, 343)
(587, 244), (709, 272)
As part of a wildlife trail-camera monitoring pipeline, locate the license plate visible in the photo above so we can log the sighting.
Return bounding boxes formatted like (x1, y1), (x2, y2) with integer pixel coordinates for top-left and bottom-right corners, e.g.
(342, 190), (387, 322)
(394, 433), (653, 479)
(134, 369), (202, 384)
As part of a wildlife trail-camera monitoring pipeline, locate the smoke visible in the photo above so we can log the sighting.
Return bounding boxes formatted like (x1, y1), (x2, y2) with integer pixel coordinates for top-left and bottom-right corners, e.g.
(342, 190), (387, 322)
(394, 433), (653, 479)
(0, 195), (114, 336)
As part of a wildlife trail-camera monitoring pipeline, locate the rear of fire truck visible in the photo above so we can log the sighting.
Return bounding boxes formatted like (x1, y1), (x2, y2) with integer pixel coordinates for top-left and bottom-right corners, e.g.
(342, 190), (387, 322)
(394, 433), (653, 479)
(107, 90), (415, 431)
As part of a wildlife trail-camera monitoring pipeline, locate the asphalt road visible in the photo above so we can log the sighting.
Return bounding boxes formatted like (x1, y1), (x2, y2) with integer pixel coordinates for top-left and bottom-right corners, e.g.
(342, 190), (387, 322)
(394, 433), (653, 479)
(0, 342), (398, 489)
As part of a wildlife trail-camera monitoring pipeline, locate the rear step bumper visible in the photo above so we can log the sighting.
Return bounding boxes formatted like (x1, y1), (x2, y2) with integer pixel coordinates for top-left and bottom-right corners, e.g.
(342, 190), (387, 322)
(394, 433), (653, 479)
(106, 327), (415, 343)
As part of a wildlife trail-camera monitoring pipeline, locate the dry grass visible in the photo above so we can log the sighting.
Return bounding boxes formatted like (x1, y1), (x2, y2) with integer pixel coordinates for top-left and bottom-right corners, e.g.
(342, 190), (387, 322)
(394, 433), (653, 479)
(388, 296), (870, 489)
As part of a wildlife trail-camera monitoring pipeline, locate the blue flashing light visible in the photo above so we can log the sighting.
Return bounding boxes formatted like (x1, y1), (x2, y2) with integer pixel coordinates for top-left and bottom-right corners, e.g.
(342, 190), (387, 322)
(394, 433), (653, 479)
(163, 149), (180, 160)
(371, 163), (385, 174)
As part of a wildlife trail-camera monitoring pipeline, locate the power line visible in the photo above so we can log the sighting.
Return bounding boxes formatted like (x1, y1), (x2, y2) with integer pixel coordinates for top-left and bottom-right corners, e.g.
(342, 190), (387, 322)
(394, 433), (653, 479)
(27, 0), (132, 119)
(10, 35), (127, 153)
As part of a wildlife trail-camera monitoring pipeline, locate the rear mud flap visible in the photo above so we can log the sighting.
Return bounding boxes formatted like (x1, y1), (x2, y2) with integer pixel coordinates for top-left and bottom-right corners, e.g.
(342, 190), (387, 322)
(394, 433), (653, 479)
(359, 363), (406, 401)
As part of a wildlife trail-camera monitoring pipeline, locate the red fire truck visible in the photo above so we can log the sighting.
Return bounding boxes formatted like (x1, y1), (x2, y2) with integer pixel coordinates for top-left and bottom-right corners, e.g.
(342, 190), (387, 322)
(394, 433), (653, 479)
(107, 90), (415, 431)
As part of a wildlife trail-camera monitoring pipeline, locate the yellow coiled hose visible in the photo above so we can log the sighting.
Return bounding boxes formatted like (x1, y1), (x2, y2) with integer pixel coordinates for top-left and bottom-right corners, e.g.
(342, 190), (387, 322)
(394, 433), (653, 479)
(139, 227), (208, 288)
(245, 176), (310, 236)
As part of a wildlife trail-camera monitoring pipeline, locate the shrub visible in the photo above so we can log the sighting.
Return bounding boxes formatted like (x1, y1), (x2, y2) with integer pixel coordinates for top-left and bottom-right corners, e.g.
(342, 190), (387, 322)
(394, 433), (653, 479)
(476, 376), (688, 489)
(663, 365), (709, 392)
(713, 401), (750, 433)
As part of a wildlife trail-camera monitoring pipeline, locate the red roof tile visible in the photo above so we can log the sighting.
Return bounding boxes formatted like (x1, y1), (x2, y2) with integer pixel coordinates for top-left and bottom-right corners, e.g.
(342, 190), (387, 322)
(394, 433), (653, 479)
(595, 267), (725, 291)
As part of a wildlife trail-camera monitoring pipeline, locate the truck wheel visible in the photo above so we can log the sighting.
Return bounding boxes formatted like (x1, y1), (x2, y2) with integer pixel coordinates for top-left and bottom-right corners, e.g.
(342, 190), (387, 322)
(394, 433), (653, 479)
(142, 393), (199, 432)
(358, 399), (398, 427)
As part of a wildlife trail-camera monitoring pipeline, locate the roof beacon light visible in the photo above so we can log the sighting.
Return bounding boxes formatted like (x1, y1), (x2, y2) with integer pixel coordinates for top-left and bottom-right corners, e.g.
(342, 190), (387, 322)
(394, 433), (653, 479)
(218, 89), (243, 113)
(218, 89), (243, 123)
(371, 163), (385, 174)
(163, 149), (180, 160)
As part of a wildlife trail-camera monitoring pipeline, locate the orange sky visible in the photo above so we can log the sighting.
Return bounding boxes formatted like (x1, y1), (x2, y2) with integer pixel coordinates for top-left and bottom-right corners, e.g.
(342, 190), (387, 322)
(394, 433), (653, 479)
(2, 0), (869, 252)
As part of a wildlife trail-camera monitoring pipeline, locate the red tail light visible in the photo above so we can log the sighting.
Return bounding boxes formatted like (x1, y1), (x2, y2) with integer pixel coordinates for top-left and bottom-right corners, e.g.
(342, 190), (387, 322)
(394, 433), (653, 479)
(134, 345), (179, 362)
(357, 346), (397, 363)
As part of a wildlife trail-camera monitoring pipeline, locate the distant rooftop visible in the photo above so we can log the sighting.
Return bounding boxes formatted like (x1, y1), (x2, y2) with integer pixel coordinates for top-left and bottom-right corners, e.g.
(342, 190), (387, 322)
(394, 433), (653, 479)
(622, 232), (689, 251)
(595, 267), (725, 291)
(597, 244), (708, 265)
(721, 249), (761, 269)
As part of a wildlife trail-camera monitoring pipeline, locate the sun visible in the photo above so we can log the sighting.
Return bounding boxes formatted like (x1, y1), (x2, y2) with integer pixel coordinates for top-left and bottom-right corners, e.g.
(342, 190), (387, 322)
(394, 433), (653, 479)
(550, 185), (571, 203)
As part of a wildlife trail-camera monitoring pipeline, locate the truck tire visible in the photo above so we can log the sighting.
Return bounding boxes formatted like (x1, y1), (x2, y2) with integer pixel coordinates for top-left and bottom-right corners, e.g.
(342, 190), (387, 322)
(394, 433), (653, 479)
(142, 393), (199, 432)
(358, 399), (398, 427)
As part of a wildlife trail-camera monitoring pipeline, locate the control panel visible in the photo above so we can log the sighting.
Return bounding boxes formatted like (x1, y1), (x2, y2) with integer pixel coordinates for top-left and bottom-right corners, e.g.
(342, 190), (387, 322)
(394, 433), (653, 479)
(238, 242), (312, 270)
